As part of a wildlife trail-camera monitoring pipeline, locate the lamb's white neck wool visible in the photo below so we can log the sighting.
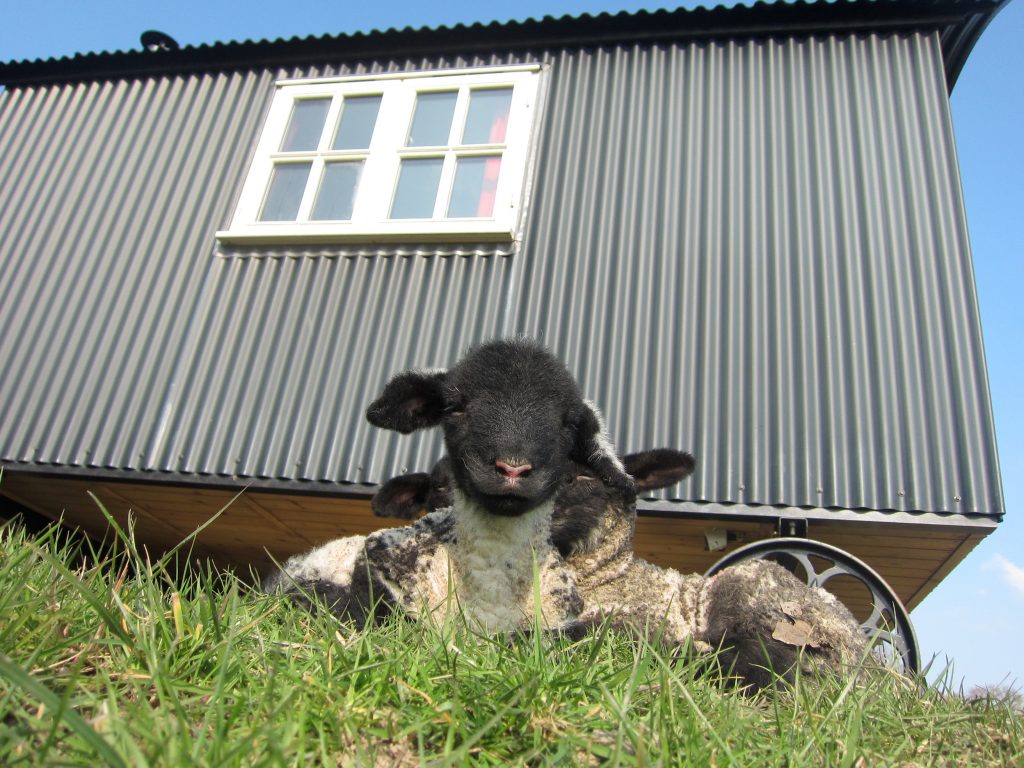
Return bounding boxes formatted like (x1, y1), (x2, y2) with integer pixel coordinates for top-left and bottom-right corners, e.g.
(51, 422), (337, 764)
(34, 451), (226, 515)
(452, 489), (554, 550)
(450, 488), (558, 632)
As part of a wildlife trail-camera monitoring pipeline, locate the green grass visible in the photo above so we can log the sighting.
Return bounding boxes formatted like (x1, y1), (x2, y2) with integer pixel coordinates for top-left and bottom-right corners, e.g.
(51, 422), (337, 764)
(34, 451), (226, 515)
(0, 513), (1021, 767)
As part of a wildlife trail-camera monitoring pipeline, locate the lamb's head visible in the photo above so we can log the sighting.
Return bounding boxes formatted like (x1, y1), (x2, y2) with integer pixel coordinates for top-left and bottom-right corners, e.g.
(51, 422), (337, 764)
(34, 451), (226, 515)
(366, 338), (635, 518)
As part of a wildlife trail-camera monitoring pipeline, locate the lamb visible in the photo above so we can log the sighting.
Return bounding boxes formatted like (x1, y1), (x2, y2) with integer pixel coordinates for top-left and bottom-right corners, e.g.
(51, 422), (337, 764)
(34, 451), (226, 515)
(266, 337), (634, 633)
(267, 337), (869, 688)
(371, 453), (870, 689)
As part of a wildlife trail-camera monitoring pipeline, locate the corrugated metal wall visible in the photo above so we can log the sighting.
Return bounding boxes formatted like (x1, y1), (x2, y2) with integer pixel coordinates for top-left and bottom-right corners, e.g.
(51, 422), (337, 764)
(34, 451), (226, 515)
(0, 34), (1003, 518)
(154, 250), (515, 484)
(515, 33), (1002, 516)
(0, 70), (272, 472)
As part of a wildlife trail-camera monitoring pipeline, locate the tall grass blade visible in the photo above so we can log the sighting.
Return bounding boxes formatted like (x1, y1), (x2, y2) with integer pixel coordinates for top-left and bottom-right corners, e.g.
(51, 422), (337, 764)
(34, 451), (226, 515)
(156, 486), (249, 569)
(26, 544), (132, 645)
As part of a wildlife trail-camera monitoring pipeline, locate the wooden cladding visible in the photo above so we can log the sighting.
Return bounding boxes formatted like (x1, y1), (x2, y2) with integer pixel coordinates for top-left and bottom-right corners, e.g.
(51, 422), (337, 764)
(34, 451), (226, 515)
(1, 472), (989, 610)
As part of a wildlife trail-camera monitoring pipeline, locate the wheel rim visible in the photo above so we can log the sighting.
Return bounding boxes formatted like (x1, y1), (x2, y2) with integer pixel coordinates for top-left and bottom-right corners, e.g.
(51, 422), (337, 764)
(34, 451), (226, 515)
(705, 537), (920, 675)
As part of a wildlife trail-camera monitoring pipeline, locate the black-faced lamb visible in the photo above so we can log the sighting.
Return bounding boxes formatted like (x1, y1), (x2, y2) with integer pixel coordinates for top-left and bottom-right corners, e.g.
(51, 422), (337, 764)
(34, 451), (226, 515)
(266, 337), (634, 633)
(268, 337), (869, 687)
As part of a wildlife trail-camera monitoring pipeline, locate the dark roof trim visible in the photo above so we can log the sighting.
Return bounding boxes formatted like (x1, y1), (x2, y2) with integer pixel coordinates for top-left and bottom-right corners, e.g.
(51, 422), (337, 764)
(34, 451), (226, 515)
(0, 0), (1009, 92)
(638, 498), (1003, 526)
(939, 0), (1011, 85)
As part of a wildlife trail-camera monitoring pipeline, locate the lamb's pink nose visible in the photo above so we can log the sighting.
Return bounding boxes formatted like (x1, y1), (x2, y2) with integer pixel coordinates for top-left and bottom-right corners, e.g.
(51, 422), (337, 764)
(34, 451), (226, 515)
(495, 460), (533, 479)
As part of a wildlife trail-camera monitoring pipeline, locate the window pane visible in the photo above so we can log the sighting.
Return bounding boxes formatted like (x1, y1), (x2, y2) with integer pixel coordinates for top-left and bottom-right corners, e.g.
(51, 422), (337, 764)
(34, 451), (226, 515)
(311, 162), (362, 221)
(332, 95), (382, 150)
(406, 91), (457, 147)
(390, 158), (444, 219)
(280, 99), (331, 152)
(259, 163), (311, 221)
(447, 156), (501, 218)
(462, 88), (513, 145)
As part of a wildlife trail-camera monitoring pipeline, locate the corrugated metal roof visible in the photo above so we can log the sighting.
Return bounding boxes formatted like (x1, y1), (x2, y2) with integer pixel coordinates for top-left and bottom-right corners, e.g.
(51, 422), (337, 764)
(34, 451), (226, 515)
(0, 0), (1010, 93)
(0, 31), (1002, 518)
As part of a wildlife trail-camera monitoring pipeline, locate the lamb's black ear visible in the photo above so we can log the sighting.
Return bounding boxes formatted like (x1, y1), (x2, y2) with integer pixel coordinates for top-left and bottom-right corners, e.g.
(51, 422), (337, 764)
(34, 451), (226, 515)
(622, 449), (696, 492)
(366, 370), (448, 433)
(568, 400), (636, 497)
(372, 473), (433, 518)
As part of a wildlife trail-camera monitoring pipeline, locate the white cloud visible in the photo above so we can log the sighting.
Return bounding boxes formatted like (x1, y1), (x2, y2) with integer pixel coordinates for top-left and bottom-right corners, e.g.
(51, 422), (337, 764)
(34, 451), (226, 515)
(986, 554), (1024, 595)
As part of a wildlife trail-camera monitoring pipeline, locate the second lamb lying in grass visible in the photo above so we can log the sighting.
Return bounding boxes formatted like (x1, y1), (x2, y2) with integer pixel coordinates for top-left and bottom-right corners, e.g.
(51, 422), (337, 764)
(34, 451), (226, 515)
(267, 338), (869, 688)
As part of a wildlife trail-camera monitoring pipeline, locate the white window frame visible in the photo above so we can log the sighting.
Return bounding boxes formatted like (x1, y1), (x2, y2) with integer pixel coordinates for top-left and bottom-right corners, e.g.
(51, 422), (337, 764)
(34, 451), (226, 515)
(217, 65), (541, 245)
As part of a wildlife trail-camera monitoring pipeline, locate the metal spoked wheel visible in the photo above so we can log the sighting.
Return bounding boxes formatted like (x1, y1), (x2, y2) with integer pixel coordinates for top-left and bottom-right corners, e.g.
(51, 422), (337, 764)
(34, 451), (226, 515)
(705, 537), (920, 675)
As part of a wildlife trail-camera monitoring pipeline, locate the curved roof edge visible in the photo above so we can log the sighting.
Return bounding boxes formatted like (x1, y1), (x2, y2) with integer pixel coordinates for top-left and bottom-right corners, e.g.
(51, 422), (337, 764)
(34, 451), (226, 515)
(0, 0), (1010, 92)
(940, 0), (1013, 87)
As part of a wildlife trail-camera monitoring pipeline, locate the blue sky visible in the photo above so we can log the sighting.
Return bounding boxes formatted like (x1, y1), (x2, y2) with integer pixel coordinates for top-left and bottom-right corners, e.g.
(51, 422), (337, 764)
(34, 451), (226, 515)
(2, 0), (1022, 690)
